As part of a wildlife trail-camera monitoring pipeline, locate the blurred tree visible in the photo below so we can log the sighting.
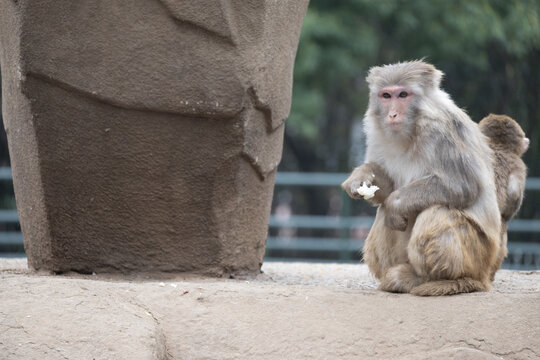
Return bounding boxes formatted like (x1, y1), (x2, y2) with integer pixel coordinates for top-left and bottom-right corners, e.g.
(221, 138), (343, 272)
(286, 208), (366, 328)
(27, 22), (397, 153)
(280, 0), (540, 226)
(284, 0), (540, 176)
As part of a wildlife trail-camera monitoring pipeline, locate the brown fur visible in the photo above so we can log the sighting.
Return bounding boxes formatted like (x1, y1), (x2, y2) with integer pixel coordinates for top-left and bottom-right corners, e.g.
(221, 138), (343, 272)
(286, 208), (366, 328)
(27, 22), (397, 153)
(343, 61), (501, 296)
(479, 114), (528, 221)
(479, 114), (528, 279)
(410, 278), (489, 296)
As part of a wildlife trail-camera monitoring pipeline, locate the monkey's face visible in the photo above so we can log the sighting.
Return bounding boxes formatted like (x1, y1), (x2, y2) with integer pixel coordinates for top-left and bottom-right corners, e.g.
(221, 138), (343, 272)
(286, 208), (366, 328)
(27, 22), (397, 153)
(377, 85), (415, 132)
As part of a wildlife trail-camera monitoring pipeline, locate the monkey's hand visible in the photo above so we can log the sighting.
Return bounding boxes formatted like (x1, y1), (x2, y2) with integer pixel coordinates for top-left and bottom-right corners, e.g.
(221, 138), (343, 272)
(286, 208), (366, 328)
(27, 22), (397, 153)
(383, 192), (408, 231)
(341, 162), (394, 205)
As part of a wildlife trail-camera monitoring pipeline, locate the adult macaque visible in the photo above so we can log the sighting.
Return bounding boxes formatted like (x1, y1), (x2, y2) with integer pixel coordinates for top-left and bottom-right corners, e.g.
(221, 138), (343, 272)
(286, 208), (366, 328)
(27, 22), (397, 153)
(479, 114), (529, 279)
(342, 60), (501, 296)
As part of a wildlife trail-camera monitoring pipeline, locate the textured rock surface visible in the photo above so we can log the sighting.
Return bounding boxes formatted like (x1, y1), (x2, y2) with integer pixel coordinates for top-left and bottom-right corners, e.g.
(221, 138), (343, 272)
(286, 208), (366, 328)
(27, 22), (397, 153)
(1, 259), (539, 360)
(0, 0), (308, 273)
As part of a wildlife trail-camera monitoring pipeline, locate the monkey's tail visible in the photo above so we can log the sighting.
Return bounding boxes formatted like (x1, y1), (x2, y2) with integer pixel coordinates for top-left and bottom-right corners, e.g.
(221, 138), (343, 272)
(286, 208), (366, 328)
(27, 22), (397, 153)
(410, 278), (489, 296)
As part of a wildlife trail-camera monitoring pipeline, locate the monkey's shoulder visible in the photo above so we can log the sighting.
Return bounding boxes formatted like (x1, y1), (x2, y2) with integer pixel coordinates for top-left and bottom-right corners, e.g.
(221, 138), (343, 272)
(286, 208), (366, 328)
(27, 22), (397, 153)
(491, 148), (526, 173)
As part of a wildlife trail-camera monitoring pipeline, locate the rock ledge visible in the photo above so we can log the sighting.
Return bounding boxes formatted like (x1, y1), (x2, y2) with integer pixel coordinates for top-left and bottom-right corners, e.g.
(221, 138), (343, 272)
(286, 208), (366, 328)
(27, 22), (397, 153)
(1, 258), (538, 359)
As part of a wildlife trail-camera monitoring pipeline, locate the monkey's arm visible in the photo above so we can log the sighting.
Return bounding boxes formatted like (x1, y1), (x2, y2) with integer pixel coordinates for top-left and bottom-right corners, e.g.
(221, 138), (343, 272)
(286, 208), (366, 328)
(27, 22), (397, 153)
(341, 162), (394, 205)
(384, 156), (482, 231)
(501, 170), (526, 221)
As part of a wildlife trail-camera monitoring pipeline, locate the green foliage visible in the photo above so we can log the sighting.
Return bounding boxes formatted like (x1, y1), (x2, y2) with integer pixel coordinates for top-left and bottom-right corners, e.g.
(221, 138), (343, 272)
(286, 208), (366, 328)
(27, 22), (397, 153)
(286, 0), (540, 177)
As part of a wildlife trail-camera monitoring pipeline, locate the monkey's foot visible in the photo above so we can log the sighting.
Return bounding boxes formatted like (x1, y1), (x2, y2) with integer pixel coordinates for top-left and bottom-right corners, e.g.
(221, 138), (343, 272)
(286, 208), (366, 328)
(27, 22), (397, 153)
(379, 264), (424, 293)
(410, 278), (490, 296)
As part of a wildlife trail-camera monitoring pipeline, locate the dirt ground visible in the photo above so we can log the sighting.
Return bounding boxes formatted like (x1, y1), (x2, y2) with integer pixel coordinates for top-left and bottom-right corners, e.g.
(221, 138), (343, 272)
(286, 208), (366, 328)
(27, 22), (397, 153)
(1, 258), (539, 360)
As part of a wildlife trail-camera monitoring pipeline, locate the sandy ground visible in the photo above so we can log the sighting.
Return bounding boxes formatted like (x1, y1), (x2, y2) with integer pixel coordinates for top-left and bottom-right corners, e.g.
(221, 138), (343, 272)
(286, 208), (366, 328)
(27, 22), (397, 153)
(1, 258), (539, 360)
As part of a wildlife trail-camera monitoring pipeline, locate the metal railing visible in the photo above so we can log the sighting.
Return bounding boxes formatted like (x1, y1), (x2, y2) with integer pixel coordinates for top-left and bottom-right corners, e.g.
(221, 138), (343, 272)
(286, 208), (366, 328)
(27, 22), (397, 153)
(1, 168), (539, 269)
(268, 172), (540, 270)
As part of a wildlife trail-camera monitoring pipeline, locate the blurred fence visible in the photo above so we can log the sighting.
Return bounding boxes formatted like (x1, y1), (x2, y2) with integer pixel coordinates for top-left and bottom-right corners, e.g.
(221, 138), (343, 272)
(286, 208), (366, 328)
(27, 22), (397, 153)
(267, 172), (540, 270)
(1, 168), (539, 269)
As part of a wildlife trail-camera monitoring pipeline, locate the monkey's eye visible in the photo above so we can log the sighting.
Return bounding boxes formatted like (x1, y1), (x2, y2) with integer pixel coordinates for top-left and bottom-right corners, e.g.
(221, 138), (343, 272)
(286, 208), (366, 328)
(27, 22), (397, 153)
(399, 91), (408, 98)
(382, 93), (391, 99)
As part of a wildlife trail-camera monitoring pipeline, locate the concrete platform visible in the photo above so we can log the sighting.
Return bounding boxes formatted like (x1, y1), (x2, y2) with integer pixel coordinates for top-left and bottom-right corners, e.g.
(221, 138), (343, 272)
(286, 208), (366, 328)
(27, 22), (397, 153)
(1, 258), (539, 359)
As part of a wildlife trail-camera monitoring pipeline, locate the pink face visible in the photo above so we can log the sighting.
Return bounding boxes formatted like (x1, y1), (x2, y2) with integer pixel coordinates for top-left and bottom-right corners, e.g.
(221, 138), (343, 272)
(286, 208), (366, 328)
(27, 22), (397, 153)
(377, 86), (414, 130)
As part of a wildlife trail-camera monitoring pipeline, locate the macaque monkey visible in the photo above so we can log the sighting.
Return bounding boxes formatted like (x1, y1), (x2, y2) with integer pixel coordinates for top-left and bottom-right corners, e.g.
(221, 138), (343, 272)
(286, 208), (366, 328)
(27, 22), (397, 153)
(342, 60), (501, 296)
(479, 114), (529, 221)
(479, 114), (529, 279)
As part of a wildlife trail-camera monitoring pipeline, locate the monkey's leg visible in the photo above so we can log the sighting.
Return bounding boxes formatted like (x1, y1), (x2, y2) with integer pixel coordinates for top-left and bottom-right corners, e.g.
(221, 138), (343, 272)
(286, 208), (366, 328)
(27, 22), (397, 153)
(490, 223), (508, 281)
(378, 263), (424, 293)
(363, 207), (408, 280)
(407, 206), (495, 296)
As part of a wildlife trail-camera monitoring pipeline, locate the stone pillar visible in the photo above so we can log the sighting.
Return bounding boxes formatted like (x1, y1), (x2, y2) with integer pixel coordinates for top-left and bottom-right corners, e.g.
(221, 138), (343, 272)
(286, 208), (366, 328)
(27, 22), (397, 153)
(0, 0), (309, 274)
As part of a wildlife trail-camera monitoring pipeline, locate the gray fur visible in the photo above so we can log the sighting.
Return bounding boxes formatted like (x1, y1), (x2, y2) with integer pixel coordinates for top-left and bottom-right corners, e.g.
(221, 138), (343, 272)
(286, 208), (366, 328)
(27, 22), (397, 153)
(342, 60), (501, 296)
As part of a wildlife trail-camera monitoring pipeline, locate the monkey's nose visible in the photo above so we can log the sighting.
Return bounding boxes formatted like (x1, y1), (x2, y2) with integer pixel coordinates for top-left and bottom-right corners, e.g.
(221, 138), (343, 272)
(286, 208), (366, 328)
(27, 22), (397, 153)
(389, 112), (398, 119)
(524, 137), (530, 148)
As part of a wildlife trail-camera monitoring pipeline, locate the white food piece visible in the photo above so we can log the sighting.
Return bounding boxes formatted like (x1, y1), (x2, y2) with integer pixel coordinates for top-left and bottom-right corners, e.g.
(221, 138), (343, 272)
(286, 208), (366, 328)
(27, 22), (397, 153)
(356, 182), (380, 199)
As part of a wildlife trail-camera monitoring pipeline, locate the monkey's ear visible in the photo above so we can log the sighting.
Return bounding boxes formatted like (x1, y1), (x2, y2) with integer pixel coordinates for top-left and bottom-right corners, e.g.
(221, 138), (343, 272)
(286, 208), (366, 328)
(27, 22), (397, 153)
(366, 66), (381, 86)
(430, 68), (444, 88)
(418, 61), (444, 89)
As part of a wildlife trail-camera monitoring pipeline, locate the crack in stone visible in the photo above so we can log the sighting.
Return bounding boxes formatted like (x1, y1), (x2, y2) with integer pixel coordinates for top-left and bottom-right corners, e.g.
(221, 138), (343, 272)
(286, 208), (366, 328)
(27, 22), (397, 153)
(449, 340), (539, 359)
(493, 347), (539, 357)
(112, 291), (172, 360)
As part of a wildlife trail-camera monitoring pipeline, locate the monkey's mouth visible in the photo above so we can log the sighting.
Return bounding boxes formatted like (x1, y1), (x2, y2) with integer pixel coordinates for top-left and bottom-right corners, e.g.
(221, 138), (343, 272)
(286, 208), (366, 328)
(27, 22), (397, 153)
(387, 121), (402, 130)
